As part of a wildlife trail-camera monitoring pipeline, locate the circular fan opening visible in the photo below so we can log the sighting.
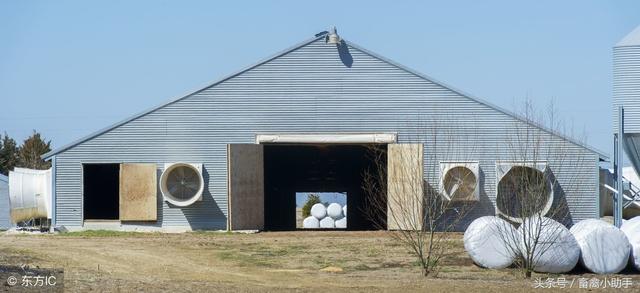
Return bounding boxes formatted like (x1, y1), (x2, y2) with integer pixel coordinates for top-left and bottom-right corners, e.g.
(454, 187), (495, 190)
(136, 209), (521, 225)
(496, 166), (553, 223)
(443, 166), (477, 200)
(160, 163), (204, 207)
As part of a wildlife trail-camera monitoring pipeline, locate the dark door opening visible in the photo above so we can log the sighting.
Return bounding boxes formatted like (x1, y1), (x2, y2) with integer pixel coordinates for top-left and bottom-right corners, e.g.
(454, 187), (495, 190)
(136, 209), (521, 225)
(264, 144), (386, 231)
(83, 164), (119, 220)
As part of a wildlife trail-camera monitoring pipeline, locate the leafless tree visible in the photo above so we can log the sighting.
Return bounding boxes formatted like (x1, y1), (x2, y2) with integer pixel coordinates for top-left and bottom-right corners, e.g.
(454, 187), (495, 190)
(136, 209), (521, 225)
(362, 118), (478, 277)
(494, 100), (588, 278)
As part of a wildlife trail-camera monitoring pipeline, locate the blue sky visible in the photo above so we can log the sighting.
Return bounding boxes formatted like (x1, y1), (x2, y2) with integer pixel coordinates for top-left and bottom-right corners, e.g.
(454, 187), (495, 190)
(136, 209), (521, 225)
(1, 1), (639, 159)
(295, 192), (347, 208)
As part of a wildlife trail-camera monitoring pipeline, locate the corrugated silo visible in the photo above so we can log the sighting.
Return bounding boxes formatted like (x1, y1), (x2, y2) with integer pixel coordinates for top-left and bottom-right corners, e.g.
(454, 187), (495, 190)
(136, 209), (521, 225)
(612, 25), (640, 226)
(614, 26), (640, 175)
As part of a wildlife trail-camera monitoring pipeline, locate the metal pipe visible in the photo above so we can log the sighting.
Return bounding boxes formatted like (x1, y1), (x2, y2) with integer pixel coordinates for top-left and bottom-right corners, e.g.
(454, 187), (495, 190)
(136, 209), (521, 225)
(614, 106), (624, 228)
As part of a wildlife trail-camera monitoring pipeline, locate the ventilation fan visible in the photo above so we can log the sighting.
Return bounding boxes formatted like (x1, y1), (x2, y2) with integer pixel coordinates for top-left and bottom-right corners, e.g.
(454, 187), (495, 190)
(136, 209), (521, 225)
(495, 162), (553, 223)
(160, 163), (204, 207)
(440, 162), (479, 201)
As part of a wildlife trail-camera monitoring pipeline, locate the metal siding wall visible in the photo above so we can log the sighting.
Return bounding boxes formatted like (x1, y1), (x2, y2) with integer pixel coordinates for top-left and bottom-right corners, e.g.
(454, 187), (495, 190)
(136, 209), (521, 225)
(0, 178), (10, 229)
(55, 39), (599, 229)
(614, 45), (640, 133)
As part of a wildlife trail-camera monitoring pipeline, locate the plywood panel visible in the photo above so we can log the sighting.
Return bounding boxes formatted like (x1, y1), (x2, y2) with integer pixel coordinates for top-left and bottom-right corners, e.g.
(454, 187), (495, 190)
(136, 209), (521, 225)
(387, 144), (424, 230)
(228, 144), (264, 230)
(119, 163), (157, 221)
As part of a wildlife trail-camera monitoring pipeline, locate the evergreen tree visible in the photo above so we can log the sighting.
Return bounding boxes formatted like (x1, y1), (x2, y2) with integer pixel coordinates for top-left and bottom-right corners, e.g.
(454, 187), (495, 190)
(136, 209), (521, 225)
(302, 193), (321, 217)
(17, 130), (51, 170)
(0, 132), (18, 175)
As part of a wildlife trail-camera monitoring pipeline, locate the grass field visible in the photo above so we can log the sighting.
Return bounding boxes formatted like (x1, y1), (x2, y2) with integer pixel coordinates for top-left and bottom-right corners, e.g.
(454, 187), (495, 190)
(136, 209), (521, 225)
(0, 231), (638, 292)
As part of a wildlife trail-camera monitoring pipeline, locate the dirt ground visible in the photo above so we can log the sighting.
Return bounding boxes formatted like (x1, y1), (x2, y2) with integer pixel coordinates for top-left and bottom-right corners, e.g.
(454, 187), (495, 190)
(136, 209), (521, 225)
(0, 231), (638, 292)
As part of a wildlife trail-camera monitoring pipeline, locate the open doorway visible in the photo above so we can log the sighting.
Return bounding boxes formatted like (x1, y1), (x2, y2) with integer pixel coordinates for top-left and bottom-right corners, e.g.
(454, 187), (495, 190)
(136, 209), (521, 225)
(264, 144), (386, 231)
(83, 164), (119, 220)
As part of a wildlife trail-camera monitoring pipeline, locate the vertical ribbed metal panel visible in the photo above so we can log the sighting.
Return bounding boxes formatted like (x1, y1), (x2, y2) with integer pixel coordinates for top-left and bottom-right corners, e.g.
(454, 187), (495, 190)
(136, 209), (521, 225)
(614, 46), (640, 133)
(613, 27), (640, 176)
(54, 38), (600, 229)
(0, 175), (10, 229)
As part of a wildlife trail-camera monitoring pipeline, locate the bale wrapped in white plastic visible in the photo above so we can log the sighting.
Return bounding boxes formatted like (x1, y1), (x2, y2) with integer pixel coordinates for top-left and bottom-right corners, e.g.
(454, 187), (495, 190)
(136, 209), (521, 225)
(303, 216), (320, 229)
(518, 217), (580, 273)
(570, 219), (630, 274)
(464, 216), (519, 269)
(327, 203), (343, 219)
(343, 205), (347, 217)
(320, 217), (335, 228)
(569, 218), (610, 234)
(335, 217), (347, 228)
(621, 216), (640, 270)
(621, 216), (640, 234)
(311, 203), (327, 219)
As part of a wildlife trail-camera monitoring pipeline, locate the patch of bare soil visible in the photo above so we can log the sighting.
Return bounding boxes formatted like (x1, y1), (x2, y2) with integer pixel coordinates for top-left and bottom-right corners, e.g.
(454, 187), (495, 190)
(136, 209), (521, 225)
(0, 231), (637, 292)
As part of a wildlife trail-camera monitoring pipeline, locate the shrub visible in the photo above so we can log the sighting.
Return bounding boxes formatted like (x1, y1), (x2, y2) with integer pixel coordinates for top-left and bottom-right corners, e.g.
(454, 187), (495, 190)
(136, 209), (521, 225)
(302, 194), (321, 217)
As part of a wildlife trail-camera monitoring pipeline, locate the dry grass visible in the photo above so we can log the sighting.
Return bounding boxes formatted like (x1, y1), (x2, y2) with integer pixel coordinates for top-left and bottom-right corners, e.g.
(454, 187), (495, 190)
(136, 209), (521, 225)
(0, 231), (638, 292)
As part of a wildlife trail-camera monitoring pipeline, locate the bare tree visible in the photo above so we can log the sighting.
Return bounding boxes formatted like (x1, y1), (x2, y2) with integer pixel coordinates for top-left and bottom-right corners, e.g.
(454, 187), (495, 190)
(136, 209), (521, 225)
(362, 118), (478, 277)
(494, 100), (587, 278)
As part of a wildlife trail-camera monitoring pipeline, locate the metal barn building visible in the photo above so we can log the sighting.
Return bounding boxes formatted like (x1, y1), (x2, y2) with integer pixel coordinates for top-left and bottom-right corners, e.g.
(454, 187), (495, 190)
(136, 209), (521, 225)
(42, 29), (606, 232)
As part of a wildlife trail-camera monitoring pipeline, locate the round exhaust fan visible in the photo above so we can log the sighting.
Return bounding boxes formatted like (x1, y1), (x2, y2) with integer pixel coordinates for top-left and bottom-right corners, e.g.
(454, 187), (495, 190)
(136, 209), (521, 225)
(440, 162), (479, 201)
(495, 164), (553, 223)
(160, 163), (204, 207)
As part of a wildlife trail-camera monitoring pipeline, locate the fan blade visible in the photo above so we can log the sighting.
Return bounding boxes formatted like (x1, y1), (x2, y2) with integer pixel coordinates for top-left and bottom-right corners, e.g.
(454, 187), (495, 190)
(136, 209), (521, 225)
(178, 167), (185, 178)
(449, 182), (460, 197)
(184, 181), (199, 190)
(183, 170), (195, 181)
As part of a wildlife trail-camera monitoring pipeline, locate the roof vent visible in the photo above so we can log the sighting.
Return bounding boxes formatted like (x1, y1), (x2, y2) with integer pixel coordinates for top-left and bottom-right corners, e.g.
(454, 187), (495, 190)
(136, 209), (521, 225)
(326, 26), (341, 44)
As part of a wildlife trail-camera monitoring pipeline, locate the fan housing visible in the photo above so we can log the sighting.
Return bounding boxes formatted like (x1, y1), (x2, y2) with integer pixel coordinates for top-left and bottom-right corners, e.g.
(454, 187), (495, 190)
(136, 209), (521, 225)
(439, 162), (479, 201)
(160, 163), (204, 207)
(495, 162), (553, 223)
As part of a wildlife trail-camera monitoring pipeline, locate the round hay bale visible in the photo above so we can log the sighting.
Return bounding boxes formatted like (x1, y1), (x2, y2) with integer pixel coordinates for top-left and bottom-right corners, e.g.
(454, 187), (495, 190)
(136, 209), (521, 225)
(303, 216), (320, 229)
(518, 217), (580, 273)
(569, 218), (610, 234)
(320, 217), (335, 228)
(621, 216), (640, 270)
(311, 203), (327, 219)
(570, 219), (630, 274)
(464, 216), (518, 269)
(343, 205), (347, 217)
(327, 203), (343, 219)
(620, 216), (640, 237)
(335, 217), (347, 229)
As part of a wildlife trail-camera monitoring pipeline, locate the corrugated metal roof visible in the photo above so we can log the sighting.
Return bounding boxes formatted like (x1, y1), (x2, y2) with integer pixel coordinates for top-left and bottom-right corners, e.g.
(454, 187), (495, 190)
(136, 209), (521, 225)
(42, 30), (609, 160)
(345, 40), (608, 159)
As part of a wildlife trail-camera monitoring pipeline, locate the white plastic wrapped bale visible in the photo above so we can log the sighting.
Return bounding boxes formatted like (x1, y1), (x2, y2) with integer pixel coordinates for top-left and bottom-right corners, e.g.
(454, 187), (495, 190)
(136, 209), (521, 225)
(620, 216), (640, 238)
(518, 217), (580, 273)
(320, 217), (335, 228)
(569, 218), (610, 234)
(327, 203), (343, 219)
(463, 216), (519, 269)
(335, 217), (347, 229)
(570, 219), (630, 274)
(303, 216), (320, 229)
(311, 203), (327, 219)
(343, 205), (347, 217)
(621, 216), (640, 270)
